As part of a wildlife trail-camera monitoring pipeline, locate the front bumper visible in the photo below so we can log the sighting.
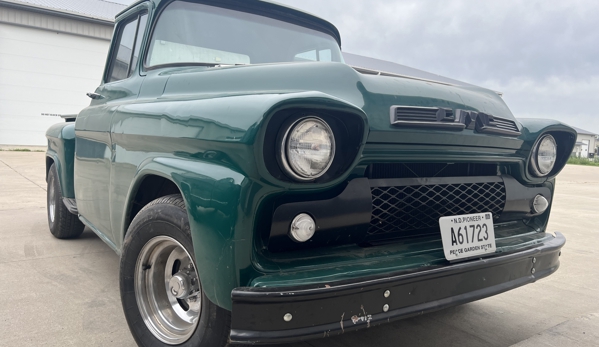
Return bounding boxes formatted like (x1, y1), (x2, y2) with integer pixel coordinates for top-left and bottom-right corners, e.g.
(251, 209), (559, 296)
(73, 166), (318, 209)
(230, 232), (565, 344)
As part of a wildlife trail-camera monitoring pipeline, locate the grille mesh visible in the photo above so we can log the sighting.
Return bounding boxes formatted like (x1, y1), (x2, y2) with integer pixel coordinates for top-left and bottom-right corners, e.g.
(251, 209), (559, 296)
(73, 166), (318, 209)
(369, 181), (506, 236)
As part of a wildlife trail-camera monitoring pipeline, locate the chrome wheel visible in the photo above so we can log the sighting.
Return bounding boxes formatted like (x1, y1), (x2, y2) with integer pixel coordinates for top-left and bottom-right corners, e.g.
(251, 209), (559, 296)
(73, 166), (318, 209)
(48, 181), (55, 223)
(135, 236), (202, 345)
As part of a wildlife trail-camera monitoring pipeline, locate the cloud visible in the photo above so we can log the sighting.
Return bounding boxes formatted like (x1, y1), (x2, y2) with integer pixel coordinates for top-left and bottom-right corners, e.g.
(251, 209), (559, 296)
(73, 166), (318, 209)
(277, 0), (599, 134)
(485, 76), (599, 132)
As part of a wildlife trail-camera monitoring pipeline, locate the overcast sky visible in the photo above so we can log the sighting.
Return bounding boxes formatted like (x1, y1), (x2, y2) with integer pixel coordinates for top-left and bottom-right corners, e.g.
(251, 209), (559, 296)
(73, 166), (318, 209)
(278, 0), (599, 134)
(114, 0), (598, 134)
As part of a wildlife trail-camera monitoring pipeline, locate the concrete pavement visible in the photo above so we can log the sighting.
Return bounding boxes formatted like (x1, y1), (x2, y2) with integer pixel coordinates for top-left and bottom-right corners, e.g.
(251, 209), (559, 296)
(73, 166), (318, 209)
(0, 151), (597, 347)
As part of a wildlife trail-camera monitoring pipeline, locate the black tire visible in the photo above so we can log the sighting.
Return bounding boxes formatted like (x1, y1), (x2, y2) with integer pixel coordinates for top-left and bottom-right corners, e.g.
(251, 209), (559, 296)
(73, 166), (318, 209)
(47, 163), (84, 239)
(120, 194), (231, 347)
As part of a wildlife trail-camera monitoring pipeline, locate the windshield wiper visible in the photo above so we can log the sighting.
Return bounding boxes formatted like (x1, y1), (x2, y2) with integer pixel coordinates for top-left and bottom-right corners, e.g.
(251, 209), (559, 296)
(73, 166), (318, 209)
(212, 63), (248, 67)
(147, 62), (248, 71)
(184, 62), (222, 67)
(182, 62), (248, 67)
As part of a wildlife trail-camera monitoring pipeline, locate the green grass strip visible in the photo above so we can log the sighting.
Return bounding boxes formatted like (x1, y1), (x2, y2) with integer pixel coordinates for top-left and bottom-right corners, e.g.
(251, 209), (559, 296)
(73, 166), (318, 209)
(0, 148), (45, 152)
(567, 156), (599, 166)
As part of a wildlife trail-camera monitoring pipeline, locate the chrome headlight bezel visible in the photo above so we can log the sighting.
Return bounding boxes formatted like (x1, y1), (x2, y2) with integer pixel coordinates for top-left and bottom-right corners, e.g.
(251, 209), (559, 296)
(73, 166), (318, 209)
(280, 117), (336, 181)
(530, 134), (558, 177)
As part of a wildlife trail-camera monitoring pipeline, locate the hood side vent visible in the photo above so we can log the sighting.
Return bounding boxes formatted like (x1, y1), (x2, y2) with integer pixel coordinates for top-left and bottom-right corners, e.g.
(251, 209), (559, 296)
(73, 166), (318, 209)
(472, 112), (521, 136)
(454, 110), (521, 137)
(390, 106), (464, 130)
(390, 106), (521, 137)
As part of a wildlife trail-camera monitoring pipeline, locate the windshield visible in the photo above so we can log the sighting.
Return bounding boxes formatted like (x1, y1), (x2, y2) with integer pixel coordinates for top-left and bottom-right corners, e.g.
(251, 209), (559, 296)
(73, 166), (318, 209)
(146, 1), (343, 68)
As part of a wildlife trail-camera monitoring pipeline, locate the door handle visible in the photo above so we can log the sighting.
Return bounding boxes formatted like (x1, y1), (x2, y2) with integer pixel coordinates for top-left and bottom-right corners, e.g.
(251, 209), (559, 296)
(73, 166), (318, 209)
(86, 92), (105, 100)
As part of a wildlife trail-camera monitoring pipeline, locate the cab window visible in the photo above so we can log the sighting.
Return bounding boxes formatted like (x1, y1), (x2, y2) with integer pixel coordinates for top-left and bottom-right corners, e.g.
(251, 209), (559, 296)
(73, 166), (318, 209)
(106, 13), (148, 83)
(129, 14), (148, 76)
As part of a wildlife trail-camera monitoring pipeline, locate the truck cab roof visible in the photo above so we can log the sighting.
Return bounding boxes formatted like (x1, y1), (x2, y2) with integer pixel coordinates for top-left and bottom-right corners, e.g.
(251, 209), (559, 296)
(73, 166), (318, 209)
(116, 0), (342, 46)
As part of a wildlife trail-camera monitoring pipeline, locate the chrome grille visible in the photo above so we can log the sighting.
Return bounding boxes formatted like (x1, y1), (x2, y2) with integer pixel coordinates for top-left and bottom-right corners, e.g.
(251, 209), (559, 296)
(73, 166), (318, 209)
(369, 179), (506, 236)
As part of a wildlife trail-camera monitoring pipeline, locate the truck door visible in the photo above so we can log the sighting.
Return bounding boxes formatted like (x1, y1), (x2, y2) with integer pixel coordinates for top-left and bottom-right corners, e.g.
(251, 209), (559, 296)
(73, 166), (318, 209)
(74, 13), (146, 244)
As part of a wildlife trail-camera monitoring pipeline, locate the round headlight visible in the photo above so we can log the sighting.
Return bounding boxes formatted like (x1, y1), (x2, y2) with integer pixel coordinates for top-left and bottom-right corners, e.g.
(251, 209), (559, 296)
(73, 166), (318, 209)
(282, 117), (335, 180)
(531, 134), (557, 177)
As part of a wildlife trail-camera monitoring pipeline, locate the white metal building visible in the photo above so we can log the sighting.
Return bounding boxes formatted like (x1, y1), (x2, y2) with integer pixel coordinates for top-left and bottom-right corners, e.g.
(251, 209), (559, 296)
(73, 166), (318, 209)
(571, 126), (598, 158)
(0, 0), (125, 146)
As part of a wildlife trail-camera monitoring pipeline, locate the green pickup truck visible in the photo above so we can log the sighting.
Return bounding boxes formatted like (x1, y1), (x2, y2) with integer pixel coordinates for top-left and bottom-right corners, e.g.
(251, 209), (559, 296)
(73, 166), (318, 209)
(45, 0), (576, 346)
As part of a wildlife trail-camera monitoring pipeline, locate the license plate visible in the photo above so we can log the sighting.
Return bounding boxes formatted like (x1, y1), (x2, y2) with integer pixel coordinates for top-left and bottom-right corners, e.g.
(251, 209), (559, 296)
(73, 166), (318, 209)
(439, 212), (496, 261)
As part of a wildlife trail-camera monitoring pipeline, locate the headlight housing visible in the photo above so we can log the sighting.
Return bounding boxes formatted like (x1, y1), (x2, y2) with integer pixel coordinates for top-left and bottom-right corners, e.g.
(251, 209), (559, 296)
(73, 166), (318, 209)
(281, 117), (335, 181)
(530, 134), (557, 177)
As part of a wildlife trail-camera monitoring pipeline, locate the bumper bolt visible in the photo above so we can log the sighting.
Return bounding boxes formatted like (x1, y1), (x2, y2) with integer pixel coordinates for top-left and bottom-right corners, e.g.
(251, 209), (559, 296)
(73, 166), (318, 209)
(531, 268), (536, 274)
(384, 290), (391, 298)
(383, 304), (389, 312)
(284, 313), (293, 322)
(532, 257), (536, 264)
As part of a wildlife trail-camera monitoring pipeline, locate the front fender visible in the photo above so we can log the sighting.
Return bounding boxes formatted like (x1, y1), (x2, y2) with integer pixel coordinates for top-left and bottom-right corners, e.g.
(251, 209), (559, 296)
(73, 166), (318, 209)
(126, 157), (252, 309)
(113, 91), (371, 309)
(516, 118), (577, 183)
(45, 122), (76, 198)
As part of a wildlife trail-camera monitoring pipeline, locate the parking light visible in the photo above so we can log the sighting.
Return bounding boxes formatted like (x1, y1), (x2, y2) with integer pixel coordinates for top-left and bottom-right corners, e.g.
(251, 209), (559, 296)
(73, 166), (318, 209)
(532, 195), (549, 214)
(289, 213), (315, 242)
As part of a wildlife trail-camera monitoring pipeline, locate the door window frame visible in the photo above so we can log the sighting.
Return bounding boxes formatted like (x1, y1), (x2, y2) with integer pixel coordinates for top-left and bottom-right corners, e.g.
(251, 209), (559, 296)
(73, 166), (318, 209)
(103, 11), (149, 84)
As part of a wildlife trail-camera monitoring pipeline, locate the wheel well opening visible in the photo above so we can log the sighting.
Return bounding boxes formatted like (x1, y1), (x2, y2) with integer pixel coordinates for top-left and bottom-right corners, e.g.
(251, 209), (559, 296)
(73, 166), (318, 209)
(45, 157), (54, 181)
(127, 175), (182, 233)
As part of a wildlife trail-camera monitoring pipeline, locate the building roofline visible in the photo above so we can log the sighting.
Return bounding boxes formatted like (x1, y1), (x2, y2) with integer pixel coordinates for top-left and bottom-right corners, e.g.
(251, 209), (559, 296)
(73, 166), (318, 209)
(0, 0), (117, 25)
(571, 126), (598, 136)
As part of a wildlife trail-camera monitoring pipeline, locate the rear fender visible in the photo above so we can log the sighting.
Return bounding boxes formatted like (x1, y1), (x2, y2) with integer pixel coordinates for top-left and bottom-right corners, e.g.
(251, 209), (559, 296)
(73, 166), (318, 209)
(45, 123), (77, 198)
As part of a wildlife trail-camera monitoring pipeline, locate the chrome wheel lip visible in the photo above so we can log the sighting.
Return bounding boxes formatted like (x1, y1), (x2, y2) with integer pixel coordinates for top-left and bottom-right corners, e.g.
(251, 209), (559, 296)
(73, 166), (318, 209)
(134, 236), (201, 345)
(48, 181), (55, 223)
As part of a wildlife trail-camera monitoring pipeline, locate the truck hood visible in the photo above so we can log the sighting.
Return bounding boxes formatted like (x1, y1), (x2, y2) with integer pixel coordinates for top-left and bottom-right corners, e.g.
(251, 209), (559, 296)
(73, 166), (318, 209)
(159, 62), (518, 145)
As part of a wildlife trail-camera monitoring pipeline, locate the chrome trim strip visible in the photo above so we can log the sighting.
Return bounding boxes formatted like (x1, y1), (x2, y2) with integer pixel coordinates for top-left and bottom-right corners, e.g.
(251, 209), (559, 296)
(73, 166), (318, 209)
(351, 65), (456, 86)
